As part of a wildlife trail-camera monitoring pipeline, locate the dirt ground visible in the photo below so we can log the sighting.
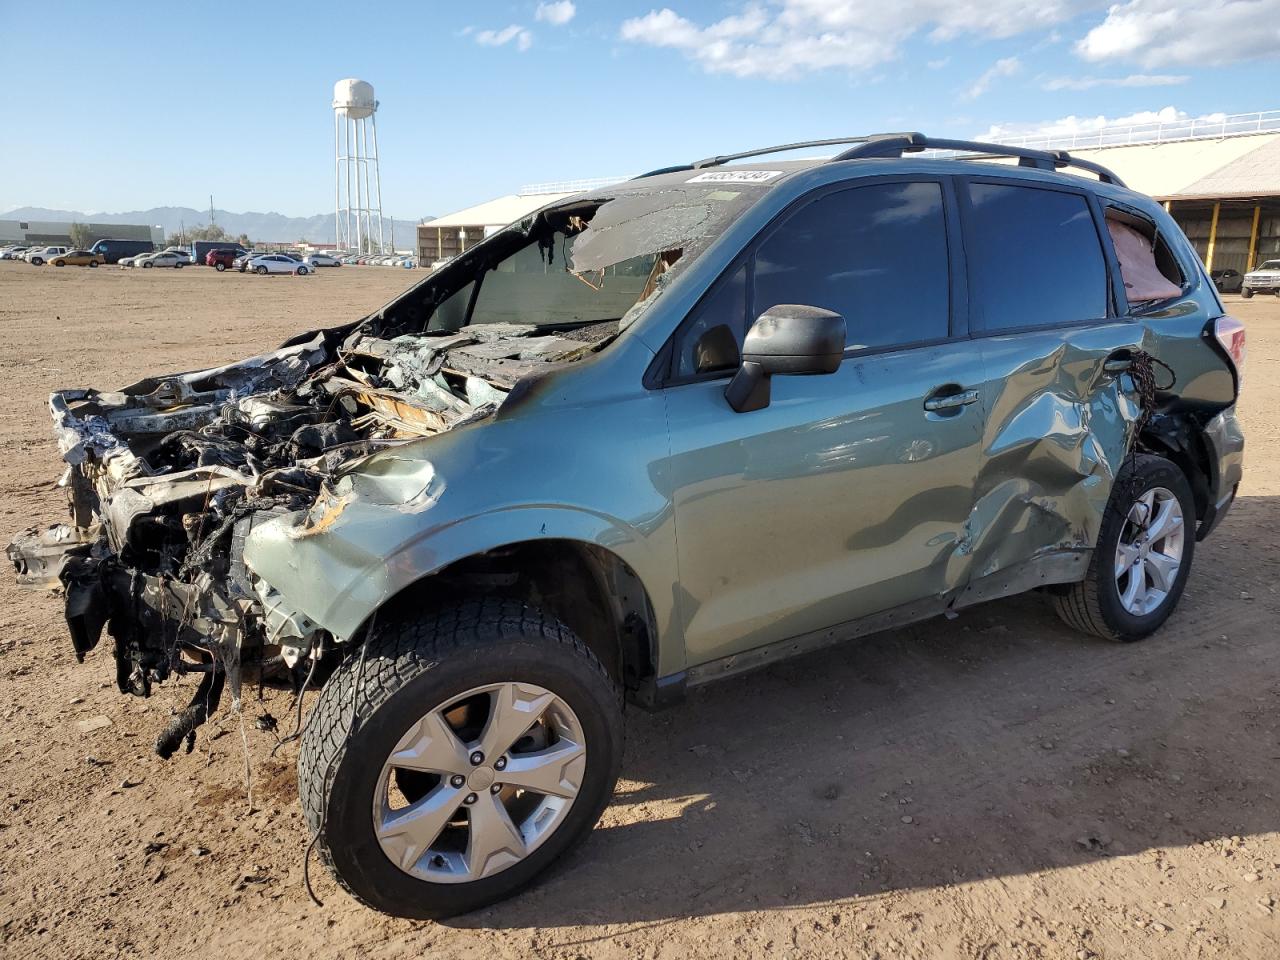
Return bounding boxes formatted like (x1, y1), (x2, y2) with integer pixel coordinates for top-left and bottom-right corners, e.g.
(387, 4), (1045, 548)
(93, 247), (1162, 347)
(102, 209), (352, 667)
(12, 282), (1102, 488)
(0, 260), (1277, 960)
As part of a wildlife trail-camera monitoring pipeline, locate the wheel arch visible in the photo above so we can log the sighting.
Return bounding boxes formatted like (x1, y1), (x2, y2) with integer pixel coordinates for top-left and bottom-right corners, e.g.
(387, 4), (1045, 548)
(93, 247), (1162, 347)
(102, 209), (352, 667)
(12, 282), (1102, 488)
(367, 538), (661, 702)
(1138, 411), (1216, 526)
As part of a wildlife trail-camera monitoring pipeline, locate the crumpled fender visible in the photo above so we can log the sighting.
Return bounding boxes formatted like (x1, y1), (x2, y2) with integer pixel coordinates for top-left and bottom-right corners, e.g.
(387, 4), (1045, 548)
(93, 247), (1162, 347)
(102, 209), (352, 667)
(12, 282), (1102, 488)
(243, 498), (676, 656)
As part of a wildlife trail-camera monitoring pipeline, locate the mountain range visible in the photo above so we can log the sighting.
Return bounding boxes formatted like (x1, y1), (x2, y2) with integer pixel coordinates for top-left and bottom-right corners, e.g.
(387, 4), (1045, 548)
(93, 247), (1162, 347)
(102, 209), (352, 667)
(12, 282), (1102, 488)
(1, 206), (425, 249)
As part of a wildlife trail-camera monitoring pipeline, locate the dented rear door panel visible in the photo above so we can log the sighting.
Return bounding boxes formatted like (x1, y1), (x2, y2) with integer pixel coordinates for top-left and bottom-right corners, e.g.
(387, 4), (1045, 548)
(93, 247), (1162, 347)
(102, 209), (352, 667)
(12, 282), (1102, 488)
(970, 322), (1145, 581)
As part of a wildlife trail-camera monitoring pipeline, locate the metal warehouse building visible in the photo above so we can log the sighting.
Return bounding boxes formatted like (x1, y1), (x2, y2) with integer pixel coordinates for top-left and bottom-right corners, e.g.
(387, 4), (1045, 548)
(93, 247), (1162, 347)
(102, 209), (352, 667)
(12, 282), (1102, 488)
(0, 219), (164, 248)
(419, 111), (1279, 275)
(995, 110), (1280, 274)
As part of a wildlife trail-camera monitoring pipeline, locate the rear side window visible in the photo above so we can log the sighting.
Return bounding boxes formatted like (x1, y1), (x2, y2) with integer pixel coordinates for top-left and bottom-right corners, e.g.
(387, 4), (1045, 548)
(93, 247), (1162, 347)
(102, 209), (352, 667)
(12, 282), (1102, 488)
(753, 181), (950, 351)
(965, 183), (1107, 330)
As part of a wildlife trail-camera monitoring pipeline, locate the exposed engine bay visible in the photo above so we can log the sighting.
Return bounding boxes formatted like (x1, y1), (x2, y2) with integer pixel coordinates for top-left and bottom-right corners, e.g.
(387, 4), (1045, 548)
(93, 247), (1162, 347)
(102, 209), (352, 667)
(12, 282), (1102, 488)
(7, 183), (753, 756)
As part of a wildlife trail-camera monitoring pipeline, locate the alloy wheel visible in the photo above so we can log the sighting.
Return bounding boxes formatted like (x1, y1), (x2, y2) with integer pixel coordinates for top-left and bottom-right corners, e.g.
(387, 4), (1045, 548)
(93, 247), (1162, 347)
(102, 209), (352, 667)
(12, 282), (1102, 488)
(372, 681), (586, 884)
(1114, 485), (1185, 616)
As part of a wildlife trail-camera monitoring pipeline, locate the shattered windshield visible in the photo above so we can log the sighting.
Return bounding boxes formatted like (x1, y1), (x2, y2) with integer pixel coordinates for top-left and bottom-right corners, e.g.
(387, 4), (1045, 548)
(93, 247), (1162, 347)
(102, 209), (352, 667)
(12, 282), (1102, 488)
(433, 183), (760, 332)
(469, 233), (661, 327)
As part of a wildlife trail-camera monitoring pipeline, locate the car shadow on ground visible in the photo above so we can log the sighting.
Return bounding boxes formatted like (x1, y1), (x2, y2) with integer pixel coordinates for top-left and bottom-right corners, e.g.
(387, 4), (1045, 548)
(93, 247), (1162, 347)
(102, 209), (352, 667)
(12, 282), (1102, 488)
(452, 495), (1279, 934)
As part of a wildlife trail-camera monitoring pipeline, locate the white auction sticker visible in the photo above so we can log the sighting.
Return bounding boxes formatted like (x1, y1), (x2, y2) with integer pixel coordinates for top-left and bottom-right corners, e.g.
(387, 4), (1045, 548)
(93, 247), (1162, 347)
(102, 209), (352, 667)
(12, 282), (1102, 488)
(686, 170), (784, 184)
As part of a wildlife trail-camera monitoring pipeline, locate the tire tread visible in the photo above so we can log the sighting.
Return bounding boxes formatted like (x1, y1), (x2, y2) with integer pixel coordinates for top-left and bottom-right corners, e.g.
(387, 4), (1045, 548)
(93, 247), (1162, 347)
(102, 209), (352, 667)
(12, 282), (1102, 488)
(298, 597), (617, 911)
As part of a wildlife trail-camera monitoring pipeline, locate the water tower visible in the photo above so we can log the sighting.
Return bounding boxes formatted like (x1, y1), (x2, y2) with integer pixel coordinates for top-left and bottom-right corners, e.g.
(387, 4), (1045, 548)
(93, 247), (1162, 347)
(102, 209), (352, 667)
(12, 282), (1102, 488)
(333, 78), (386, 253)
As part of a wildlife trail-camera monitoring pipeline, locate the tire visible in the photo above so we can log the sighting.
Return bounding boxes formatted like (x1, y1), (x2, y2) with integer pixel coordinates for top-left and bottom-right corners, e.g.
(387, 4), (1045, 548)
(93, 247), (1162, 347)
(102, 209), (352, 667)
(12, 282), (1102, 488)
(298, 598), (622, 920)
(256, 265), (268, 275)
(89, 261), (98, 268)
(142, 261), (153, 268)
(1053, 453), (1195, 642)
(215, 262), (226, 272)
(54, 260), (65, 267)
(31, 258), (43, 266)
(1241, 287), (1253, 299)
(297, 265), (309, 275)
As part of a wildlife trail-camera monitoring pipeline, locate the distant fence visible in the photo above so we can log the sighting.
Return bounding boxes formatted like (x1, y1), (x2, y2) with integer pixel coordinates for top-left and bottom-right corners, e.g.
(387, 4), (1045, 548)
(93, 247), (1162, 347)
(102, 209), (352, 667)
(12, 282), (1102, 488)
(517, 176), (635, 195)
(986, 109), (1280, 152)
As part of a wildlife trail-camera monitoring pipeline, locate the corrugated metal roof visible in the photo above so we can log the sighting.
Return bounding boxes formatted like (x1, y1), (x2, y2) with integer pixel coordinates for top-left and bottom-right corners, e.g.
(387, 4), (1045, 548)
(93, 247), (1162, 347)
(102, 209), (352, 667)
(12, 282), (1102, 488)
(1066, 132), (1280, 199)
(419, 192), (577, 230)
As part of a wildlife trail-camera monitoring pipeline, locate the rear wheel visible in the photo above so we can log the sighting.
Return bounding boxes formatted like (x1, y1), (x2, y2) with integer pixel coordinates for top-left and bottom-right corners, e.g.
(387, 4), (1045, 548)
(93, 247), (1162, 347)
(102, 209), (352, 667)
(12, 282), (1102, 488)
(1053, 454), (1194, 642)
(298, 598), (622, 920)
(297, 265), (309, 275)
(174, 262), (184, 269)
(215, 262), (226, 272)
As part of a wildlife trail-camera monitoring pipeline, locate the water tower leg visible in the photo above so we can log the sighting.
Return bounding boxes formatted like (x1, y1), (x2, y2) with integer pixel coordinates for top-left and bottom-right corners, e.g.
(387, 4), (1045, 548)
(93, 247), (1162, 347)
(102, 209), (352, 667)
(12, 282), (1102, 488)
(344, 116), (355, 253)
(360, 117), (375, 254)
(334, 111), (342, 249)
(371, 112), (385, 253)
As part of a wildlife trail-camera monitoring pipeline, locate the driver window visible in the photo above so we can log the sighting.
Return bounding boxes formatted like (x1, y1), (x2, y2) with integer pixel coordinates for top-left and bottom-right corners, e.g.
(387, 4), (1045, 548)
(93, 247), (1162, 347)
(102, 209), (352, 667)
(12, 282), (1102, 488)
(754, 181), (950, 350)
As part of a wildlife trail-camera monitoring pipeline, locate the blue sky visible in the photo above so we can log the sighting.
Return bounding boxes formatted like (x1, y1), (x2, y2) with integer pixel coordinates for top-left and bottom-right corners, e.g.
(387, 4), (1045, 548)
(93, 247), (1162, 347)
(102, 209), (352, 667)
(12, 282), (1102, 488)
(3, 0), (1277, 221)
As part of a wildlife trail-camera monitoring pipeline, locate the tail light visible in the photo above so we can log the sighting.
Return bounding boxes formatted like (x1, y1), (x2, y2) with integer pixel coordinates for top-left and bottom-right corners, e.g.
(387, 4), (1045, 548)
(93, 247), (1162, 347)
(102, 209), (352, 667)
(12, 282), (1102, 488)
(1213, 316), (1246, 388)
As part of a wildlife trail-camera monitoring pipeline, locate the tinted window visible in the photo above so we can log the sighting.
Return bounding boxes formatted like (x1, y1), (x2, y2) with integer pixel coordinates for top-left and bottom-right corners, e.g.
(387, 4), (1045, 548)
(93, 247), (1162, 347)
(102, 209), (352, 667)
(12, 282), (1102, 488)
(752, 182), (950, 350)
(966, 183), (1107, 329)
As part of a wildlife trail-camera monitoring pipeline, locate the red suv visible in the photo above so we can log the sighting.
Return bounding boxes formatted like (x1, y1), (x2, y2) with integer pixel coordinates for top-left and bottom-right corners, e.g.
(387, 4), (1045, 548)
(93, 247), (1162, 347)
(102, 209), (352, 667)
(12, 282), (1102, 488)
(206, 248), (240, 271)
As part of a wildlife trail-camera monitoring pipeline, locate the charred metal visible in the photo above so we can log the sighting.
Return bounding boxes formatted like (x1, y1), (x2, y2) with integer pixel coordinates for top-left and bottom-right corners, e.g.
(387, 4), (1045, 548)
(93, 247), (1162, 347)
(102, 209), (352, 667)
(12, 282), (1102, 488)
(7, 191), (701, 753)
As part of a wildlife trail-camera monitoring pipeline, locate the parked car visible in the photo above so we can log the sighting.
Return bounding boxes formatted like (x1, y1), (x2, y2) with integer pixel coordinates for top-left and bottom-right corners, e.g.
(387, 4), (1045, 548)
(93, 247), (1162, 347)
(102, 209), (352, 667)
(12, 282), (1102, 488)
(1210, 268), (1243, 293)
(118, 253), (149, 268)
(303, 253), (342, 268)
(247, 254), (312, 275)
(26, 246), (68, 265)
(140, 251), (189, 268)
(206, 248), (241, 271)
(88, 238), (155, 264)
(51, 250), (106, 267)
(190, 240), (247, 266)
(7, 133), (1245, 921)
(1, 246), (31, 260)
(1241, 260), (1280, 298)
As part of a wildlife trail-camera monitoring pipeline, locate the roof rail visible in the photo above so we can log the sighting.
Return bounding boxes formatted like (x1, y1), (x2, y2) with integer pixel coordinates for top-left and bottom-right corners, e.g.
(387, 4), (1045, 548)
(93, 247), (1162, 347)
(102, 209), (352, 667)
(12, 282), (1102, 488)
(634, 131), (1126, 186)
(830, 133), (1126, 186)
(633, 136), (882, 180)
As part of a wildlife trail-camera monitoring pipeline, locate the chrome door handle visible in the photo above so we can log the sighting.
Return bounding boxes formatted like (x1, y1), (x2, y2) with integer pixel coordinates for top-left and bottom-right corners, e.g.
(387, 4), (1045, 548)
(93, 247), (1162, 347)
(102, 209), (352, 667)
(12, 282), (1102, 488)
(923, 389), (980, 412)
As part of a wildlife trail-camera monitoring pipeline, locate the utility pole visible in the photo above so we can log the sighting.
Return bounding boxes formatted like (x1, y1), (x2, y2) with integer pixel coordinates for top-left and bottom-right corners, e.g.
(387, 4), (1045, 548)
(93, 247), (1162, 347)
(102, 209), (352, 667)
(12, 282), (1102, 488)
(209, 195), (215, 230)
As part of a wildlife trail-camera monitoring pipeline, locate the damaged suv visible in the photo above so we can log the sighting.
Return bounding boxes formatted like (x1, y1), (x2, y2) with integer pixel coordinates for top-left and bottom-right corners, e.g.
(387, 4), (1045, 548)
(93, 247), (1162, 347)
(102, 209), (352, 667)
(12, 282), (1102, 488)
(10, 133), (1245, 919)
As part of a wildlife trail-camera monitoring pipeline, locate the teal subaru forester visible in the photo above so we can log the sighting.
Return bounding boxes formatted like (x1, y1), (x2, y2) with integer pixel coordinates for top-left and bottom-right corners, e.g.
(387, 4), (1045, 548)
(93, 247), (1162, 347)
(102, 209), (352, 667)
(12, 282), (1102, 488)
(11, 133), (1245, 918)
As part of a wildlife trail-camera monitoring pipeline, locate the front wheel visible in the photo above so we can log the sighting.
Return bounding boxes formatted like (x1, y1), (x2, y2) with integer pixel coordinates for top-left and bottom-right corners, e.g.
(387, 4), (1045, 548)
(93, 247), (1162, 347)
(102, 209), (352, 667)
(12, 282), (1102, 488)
(1241, 287), (1253, 299)
(30, 258), (43, 266)
(89, 261), (98, 268)
(54, 260), (65, 267)
(1053, 453), (1195, 642)
(299, 599), (622, 919)
(255, 265), (268, 275)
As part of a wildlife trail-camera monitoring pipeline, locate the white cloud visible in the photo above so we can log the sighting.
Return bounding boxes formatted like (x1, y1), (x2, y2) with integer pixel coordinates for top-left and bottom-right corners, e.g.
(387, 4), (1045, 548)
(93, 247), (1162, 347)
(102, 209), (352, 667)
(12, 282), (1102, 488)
(964, 56), (1020, 99)
(1042, 73), (1189, 91)
(536, 1), (576, 25)
(475, 24), (534, 51)
(1077, 0), (1280, 68)
(619, 1), (1080, 79)
(927, 57), (950, 70)
(978, 106), (1228, 142)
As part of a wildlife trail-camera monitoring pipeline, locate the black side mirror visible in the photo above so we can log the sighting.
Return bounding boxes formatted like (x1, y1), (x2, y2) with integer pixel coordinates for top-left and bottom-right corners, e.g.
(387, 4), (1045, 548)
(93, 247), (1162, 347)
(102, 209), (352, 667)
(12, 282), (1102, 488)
(725, 304), (845, 412)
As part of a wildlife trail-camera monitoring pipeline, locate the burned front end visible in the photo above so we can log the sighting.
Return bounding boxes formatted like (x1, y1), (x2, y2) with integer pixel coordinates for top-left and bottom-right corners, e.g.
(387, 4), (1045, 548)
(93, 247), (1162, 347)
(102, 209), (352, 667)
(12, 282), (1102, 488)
(8, 181), (750, 756)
